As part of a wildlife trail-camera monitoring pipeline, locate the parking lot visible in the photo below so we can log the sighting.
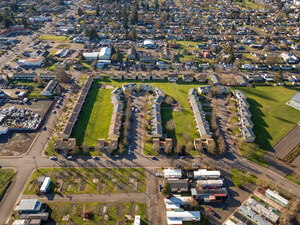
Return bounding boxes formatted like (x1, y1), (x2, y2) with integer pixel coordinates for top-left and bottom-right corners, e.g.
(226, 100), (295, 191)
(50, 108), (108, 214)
(0, 99), (53, 156)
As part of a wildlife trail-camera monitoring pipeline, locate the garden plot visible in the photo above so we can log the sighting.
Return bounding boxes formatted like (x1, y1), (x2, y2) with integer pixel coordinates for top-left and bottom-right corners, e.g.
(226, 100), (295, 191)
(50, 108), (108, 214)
(24, 168), (146, 195)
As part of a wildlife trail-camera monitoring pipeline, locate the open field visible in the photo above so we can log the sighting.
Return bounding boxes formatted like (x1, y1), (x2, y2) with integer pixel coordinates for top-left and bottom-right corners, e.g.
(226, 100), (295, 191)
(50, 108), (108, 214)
(234, 86), (300, 164)
(0, 169), (14, 199)
(230, 169), (257, 188)
(40, 35), (68, 42)
(47, 202), (147, 225)
(72, 81), (113, 146)
(285, 174), (300, 186)
(24, 168), (145, 195)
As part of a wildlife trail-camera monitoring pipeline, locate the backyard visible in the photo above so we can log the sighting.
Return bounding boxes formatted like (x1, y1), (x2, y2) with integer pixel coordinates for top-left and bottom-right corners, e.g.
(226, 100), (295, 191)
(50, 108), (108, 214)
(8, 80), (45, 98)
(24, 168), (146, 195)
(72, 81), (113, 146)
(0, 169), (14, 199)
(46, 202), (147, 225)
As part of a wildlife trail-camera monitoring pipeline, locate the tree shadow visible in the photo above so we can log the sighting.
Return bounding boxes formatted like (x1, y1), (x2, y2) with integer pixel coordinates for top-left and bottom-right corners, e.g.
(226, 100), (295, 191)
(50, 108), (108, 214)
(247, 98), (272, 151)
(72, 81), (100, 146)
(161, 102), (177, 146)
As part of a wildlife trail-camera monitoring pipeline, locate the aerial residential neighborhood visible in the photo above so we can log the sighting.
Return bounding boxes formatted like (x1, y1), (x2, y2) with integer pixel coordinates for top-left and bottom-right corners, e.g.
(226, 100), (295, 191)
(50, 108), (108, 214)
(0, 0), (299, 224)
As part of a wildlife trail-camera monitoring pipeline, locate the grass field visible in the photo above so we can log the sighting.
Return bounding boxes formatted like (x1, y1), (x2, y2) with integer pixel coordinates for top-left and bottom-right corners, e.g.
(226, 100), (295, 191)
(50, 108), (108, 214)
(285, 174), (300, 186)
(40, 35), (68, 41)
(8, 80), (45, 98)
(46, 202), (147, 224)
(72, 81), (113, 146)
(0, 169), (14, 198)
(230, 169), (257, 188)
(24, 168), (145, 195)
(234, 86), (300, 151)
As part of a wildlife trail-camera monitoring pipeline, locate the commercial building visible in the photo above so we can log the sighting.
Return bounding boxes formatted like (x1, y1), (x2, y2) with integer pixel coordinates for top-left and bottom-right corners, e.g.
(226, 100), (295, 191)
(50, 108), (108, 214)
(82, 52), (100, 61)
(143, 39), (155, 49)
(18, 58), (44, 67)
(99, 47), (111, 60)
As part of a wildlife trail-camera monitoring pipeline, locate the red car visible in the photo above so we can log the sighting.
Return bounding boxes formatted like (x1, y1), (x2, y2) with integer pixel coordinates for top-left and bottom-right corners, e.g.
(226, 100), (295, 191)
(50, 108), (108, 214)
(208, 208), (215, 215)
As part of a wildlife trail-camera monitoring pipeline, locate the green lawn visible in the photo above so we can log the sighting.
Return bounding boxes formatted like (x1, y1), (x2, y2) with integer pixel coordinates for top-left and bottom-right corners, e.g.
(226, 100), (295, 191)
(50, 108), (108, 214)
(233, 86), (300, 165)
(72, 81), (113, 146)
(0, 169), (14, 198)
(285, 174), (300, 186)
(24, 168), (145, 195)
(45, 202), (147, 225)
(40, 35), (68, 41)
(8, 80), (45, 98)
(230, 169), (257, 188)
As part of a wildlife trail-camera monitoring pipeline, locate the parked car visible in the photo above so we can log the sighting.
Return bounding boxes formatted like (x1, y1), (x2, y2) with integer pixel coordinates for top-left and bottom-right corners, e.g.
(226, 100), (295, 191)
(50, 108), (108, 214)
(67, 156), (73, 160)
(92, 156), (99, 160)
(158, 184), (162, 192)
(207, 208), (215, 215)
(50, 156), (57, 160)
(151, 157), (158, 160)
(156, 173), (162, 177)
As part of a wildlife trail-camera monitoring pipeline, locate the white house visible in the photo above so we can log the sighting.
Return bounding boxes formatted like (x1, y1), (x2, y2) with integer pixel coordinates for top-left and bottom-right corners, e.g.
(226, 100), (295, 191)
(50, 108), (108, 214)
(166, 211), (201, 224)
(265, 189), (289, 207)
(286, 92), (300, 110)
(164, 168), (182, 179)
(40, 177), (51, 193)
(193, 169), (220, 179)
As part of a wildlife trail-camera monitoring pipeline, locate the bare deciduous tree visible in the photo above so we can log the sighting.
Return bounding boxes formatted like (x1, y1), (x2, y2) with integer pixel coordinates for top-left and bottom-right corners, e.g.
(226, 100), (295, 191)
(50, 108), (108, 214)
(55, 68), (71, 83)
(166, 119), (175, 131)
(164, 95), (174, 105)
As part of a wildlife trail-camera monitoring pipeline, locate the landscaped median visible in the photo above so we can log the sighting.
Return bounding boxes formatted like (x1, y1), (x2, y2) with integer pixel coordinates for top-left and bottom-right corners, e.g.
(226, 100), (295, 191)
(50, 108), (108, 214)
(47, 202), (146, 224)
(0, 169), (15, 200)
(24, 168), (145, 195)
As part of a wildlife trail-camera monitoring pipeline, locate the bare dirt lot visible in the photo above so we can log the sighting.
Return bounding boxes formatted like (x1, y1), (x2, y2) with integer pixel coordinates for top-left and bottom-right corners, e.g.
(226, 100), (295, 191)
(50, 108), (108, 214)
(0, 99), (53, 156)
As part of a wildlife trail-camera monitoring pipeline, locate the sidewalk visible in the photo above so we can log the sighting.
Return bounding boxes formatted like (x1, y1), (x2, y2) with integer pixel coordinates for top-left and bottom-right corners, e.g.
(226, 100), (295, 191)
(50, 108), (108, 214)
(22, 192), (147, 203)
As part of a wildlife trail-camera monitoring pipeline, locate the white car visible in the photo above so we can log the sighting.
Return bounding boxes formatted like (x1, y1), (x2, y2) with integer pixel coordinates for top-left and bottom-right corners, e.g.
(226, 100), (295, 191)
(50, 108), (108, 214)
(155, 173), (162, 177)
(50, 156), (57, 160)
(67, 156), (73, 160)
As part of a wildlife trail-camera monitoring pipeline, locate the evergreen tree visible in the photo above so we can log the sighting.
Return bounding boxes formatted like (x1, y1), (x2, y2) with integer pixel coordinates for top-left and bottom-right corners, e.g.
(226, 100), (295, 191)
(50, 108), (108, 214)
(130, 5), (138, 25)
(111, 45), (116, 55)
(155, 0), (159, 10)
(122, 8), (128, 29)
(274, 70), (283, 83)
(78, 7), (84, 16)
(146, 3), (149, 11)
(129, 28), (137, 41)
(96, 4), (100, 17)
(111, 48), (123, 62)
(162, 182), (171, 197)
